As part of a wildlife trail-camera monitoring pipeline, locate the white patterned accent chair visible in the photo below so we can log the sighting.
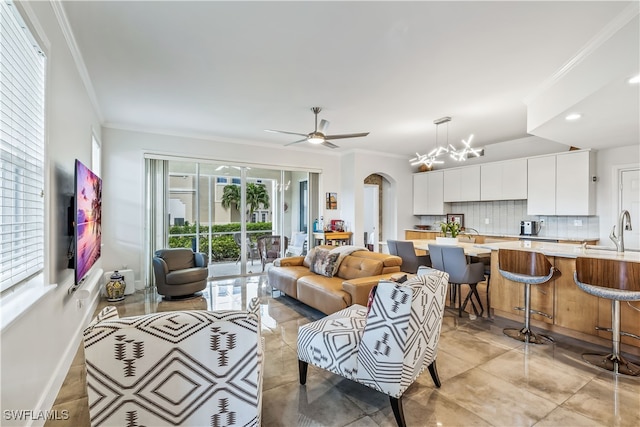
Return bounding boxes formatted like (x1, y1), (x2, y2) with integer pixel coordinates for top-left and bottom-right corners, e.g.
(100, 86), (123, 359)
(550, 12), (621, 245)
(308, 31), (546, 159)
(83, 298), (263, 426)
(297, 267), (449, 427)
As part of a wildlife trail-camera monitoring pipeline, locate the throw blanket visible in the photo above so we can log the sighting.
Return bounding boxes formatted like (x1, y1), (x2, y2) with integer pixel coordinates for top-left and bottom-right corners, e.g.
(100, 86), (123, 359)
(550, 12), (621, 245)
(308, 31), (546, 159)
(329, 245), (369, 272)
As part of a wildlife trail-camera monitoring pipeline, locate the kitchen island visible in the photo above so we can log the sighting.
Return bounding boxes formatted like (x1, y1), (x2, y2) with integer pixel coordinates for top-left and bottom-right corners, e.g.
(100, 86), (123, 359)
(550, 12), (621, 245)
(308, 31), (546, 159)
(479, 240), (640, 353)
(405, 229), (599, 244)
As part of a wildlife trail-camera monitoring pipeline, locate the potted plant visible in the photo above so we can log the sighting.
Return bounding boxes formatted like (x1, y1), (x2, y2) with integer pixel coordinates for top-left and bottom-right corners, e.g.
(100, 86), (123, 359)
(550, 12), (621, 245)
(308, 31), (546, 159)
(436, 220), (461, 245)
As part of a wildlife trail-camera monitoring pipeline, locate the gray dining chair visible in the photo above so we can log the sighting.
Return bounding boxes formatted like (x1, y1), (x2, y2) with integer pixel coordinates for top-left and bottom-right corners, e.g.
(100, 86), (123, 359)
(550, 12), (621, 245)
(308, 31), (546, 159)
(387, 240), (398, 256)
(387, 240), (431, 274)
(428, 244), (486, 317)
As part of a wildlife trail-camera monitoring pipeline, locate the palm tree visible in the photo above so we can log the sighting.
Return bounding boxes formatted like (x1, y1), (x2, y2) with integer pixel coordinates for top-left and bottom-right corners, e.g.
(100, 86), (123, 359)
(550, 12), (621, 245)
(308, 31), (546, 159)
(221, 183), (270, 222)
(246, 183), (270, 219)
(221, 184), (241, 211)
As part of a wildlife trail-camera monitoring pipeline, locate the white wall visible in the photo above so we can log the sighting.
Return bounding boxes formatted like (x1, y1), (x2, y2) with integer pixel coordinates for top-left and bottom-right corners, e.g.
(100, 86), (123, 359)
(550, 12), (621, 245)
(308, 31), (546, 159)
(595, 144), (640, 246)
(340, 150), (414, 245)
(0, 1), (103, 424)
(101, 127), (345, 287)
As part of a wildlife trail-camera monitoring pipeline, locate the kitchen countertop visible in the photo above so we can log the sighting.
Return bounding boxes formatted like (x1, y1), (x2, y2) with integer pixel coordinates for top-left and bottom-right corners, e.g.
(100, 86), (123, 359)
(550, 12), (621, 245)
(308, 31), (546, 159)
(405, 229), (599, 242)
(476, 240), (640, 262)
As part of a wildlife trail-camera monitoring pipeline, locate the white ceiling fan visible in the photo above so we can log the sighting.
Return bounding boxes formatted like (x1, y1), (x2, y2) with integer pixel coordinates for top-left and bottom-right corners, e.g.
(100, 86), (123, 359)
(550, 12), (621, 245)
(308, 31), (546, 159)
(265, 107), (369, 149)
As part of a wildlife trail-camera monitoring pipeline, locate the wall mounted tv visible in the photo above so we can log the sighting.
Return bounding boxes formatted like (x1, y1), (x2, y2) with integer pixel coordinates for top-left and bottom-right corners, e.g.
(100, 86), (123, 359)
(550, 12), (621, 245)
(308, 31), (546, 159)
(73, 159), (102, 285)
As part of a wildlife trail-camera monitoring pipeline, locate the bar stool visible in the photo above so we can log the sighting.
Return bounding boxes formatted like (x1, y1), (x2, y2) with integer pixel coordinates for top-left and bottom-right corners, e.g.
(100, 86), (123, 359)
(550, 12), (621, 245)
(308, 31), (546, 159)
(498, 249), (560, 344)
(574, 257), (640, 376)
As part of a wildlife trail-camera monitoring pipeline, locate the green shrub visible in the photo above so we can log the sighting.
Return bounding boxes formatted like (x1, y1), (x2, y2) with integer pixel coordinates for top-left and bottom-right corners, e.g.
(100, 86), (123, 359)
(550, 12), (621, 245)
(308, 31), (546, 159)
(168, 222), (272, 261)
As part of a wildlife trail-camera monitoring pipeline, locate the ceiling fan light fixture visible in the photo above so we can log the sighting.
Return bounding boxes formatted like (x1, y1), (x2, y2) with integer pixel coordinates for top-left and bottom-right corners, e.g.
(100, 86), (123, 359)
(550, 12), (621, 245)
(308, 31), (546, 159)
(270, 107), (369, 149)
(307, 134), (324, 144)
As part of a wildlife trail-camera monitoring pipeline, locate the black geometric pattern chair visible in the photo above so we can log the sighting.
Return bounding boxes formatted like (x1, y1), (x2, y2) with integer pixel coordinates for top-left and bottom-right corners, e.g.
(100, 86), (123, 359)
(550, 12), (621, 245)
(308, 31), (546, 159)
(83, 299), (263, 426)
(297, 267), (449, 427)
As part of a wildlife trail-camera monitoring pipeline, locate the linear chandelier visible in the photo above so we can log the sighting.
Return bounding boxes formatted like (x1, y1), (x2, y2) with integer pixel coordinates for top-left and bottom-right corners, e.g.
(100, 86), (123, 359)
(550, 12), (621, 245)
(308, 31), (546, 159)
(410, 116), (481, 168)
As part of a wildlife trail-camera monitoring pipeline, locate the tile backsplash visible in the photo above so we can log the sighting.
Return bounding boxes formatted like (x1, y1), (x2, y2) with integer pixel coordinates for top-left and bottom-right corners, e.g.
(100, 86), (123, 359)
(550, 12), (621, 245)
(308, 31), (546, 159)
(417, 200), (599, 239)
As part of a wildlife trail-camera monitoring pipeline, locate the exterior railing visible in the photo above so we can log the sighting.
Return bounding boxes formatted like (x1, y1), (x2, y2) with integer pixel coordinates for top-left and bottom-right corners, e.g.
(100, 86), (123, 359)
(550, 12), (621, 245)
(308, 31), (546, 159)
(168, 222), (272, 262)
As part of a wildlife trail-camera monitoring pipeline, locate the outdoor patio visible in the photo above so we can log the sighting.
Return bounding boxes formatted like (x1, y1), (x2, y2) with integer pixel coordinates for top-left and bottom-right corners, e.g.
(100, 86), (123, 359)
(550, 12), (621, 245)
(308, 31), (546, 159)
(208, 259), (274, 278)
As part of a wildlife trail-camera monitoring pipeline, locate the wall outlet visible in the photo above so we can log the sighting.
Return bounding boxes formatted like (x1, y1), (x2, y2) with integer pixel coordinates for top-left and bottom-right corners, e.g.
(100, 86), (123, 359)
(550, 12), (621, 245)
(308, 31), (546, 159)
(574, 219), (583, 227)
(484, 218), (490, 224)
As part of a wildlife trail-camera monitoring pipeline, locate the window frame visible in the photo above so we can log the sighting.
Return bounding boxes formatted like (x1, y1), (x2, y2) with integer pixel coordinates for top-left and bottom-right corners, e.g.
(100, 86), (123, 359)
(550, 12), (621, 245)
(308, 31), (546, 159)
(0, 0), (53, 329)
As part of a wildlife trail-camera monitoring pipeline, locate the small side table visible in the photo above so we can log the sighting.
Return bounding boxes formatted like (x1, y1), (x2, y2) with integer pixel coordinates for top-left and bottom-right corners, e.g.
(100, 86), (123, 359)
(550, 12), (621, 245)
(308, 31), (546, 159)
(313, 231), (353, 246)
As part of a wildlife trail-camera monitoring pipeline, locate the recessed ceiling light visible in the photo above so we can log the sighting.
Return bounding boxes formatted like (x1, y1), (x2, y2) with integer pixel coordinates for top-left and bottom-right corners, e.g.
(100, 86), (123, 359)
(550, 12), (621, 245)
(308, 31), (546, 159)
(565, 113), (582, 121)
(629, 74), (640, 84)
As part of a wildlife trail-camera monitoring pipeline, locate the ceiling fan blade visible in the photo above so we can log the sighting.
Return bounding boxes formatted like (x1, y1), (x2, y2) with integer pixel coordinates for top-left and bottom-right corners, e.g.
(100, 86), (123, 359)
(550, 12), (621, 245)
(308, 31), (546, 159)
(284, 138), (308, 146)
(324, 132), (369, 140)
(265, 129), (308, 137)
(322, 140), (339, 149)
(318, 119), (330, 134)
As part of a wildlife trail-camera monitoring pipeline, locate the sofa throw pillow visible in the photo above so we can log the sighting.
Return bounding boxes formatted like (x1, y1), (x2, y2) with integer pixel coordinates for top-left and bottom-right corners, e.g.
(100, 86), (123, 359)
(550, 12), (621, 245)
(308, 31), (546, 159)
(303, 247), (317, 268)
(310, 248), (340, 277)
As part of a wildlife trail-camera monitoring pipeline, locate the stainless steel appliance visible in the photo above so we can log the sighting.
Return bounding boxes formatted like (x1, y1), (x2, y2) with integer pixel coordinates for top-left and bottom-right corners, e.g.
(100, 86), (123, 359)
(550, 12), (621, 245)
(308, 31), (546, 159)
(521, 220), (540, 236)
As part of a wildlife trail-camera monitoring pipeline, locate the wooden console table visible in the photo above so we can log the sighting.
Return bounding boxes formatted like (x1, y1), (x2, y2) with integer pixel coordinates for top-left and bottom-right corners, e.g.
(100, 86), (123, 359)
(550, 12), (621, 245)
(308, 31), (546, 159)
(313, 231), (353, 246)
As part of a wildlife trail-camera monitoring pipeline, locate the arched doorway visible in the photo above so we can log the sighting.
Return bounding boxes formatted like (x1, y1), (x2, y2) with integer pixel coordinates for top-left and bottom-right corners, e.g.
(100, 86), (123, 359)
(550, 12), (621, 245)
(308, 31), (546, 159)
(364, 174), (384, 251)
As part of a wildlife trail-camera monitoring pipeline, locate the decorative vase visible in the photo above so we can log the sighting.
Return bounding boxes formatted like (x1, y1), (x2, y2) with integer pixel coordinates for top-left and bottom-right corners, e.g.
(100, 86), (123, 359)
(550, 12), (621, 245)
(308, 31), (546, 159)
(436, 236), (458, 245)
(105, 271), (126, 302)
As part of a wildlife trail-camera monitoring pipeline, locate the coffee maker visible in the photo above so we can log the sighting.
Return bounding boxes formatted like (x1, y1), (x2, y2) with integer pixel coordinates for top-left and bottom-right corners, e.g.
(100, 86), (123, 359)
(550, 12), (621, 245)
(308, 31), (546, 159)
(520, 220), (540, 236)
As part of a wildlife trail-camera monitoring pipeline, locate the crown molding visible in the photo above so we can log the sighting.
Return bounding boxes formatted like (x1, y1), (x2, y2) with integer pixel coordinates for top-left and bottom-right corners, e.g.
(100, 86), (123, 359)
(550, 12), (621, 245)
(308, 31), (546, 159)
(14, 0), (50, 51)
(103, 121), (343, 156)
(50, 0), (103, 122)
(524, 2), (639, 105)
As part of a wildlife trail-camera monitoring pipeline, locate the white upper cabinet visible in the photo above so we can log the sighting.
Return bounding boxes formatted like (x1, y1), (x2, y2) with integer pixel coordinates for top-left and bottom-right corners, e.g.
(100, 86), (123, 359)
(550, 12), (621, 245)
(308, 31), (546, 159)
(527, 155), (556, 215)
(444, 166), (480, 202)
(556, 150), (596, 215)
(413, 171), (445, 215)
(413, 149), (595, 214)
(527, 150), (595, 215)
(481, 159), (527, 201)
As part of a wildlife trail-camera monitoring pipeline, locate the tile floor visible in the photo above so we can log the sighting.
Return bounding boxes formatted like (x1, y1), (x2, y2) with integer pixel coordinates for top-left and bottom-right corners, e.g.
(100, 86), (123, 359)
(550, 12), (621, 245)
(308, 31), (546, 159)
(45, 275), (640, 427)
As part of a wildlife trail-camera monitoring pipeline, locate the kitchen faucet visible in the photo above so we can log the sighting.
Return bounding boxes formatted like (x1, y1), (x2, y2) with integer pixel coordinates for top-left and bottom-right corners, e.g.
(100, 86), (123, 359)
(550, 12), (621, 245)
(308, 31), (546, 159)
(609, 210), (632, 252)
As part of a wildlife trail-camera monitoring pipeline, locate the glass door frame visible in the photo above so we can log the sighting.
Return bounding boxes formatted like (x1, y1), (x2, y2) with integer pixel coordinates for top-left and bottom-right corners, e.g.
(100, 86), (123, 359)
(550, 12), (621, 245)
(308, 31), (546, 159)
(150, 154), (319, 280)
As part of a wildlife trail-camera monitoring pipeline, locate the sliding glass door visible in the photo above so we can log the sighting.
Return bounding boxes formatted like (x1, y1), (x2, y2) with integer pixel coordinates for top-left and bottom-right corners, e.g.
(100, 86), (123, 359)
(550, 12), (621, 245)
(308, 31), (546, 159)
(147, 156), (314, 280)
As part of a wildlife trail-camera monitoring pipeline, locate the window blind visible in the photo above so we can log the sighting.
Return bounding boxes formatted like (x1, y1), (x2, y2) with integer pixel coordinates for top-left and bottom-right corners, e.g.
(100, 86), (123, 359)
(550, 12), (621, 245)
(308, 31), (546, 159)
(0, 1), (46, 293)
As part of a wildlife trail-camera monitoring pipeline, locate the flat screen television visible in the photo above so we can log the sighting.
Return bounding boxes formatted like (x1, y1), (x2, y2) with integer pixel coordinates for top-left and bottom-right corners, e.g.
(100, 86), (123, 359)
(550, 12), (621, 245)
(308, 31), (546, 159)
(74, 159), (102, 284)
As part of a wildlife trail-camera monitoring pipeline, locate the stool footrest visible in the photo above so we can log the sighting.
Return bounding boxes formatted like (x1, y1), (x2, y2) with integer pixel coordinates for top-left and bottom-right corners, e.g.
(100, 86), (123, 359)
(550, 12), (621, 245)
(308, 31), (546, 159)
(513, 306), (553, 319)
(593, 327), (640, 341)
(621, 331), (640, 341)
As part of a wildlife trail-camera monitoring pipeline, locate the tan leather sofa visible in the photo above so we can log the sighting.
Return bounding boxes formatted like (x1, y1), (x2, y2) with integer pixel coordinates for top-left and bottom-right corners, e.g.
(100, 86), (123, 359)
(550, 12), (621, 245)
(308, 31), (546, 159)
(267, 248), (402, 314)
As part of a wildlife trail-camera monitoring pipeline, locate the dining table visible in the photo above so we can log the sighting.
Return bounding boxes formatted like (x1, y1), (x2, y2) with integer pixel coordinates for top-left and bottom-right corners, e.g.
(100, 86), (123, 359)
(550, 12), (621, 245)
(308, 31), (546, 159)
(410, 239), (492, 258)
